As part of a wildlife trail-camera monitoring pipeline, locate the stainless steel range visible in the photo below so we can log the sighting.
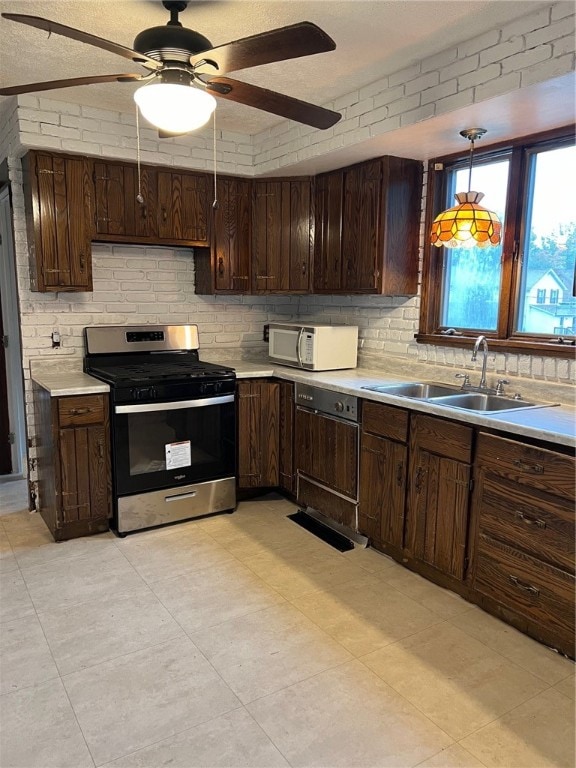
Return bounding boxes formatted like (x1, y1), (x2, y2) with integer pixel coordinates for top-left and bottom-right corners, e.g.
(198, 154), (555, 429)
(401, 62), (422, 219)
(84, 324), (236, 535)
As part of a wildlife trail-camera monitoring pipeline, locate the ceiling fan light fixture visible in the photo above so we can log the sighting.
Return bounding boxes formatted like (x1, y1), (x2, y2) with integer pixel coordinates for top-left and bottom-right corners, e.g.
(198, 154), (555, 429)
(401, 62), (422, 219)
(134, 82), (216, 134)
(430, 128), (502, 249)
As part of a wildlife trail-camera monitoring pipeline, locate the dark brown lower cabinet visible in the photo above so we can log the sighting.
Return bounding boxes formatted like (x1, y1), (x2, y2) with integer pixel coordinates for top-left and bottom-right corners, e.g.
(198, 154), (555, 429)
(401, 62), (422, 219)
(404, 413), (473, 581)
(470, 432), (575, 657)
(359, 401), (408, 550)
(237, 379), (279, 488)
(33, 387), (111, 541)
(278, 381), (295, 494)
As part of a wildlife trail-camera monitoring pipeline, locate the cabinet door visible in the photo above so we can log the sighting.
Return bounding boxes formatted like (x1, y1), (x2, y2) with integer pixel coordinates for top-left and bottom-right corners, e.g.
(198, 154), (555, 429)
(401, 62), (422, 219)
(59, 424), (110, 523)
(158, 170), (209, 244)
(341, 159), (381, 292)
(93, 162), (157, 240)
(313, 170), (343, 292)
(405, 445), (471, 580)
(214, 177), (251, 292)
(279, 381), (295, 494)
(252, 180), (282, 291)
(287, 180), (313, 291)
(295, 407), (357, 499)
(359, 432), (406, 549)
(252, 179), (312, 292)
(237, 380), (279, 488)
(25, 152), (92, 291)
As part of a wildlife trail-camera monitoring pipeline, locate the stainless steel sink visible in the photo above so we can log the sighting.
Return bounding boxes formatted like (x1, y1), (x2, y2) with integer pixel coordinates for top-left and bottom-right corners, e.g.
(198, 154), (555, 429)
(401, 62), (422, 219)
(430, 393), (554, 412)
(361, 382), (460, 399)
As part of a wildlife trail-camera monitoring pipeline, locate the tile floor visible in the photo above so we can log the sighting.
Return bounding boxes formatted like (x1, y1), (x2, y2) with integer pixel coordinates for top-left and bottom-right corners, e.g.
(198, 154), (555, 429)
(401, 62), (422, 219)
(0, 482), (574, 767)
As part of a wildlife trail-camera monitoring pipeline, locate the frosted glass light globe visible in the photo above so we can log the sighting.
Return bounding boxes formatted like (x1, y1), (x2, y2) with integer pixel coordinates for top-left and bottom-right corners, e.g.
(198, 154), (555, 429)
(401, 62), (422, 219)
(134, 83), (216, 133)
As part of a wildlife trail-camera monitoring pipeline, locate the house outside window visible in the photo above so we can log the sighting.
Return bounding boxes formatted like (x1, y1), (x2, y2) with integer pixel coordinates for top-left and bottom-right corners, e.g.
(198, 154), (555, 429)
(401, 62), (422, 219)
(419, 126), (576, 354)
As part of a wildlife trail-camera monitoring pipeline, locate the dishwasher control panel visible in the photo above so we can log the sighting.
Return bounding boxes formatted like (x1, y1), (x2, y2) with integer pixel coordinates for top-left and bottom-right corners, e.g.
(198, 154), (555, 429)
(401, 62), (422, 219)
(295, 383), (359, 422)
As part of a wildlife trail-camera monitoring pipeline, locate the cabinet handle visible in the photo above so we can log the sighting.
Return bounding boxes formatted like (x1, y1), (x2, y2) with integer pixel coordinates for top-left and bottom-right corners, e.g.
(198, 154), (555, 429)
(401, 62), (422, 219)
(98, 442), (104, 460)
(162, 207), (167, 222)
(256, 275), (276, 280)
(141, 204), (148, 220)
(363, 447), (381, 456)
(508, 575), (540, 597)
(79, 255), (86, 273)
(69, 407), (90, 416)
(515, 510), (546, 529)
(396, 462), (404, 487)
(513, 459), (544, 474)
(218, 257), (225, 276)
(302, 261), (306, 276)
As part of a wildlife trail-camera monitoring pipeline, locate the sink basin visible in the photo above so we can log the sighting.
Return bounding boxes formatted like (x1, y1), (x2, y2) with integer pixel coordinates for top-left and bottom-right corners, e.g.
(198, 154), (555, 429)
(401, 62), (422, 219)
(362, 382), (460, 399)
(430, 393), (554, 412)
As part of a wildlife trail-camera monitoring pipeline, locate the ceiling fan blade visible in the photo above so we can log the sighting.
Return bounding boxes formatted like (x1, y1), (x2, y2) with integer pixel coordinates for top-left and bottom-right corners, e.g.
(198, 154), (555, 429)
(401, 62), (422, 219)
(205, 77), (340, 130)
(0, 74), (146, 97)
(1, 13), (162, 71)
(191, 22), (335, 74)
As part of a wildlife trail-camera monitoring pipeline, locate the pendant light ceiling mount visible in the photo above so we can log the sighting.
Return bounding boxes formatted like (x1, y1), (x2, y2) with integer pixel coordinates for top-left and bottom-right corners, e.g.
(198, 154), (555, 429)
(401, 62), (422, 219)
(430, 127), (502, 249)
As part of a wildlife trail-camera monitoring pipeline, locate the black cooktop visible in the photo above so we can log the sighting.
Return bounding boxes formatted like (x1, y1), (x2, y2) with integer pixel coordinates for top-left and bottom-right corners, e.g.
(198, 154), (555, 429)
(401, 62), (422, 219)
(87, 359), (235, 385)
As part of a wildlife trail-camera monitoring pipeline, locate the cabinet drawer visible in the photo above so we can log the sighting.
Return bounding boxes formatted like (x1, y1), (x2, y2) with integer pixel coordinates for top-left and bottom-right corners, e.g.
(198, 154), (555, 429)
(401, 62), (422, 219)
(476, 433), (575, 502)
(411, 413), (473, 463)
(58, 395), (105, 427)
(475, 534), (575, 642)
(478, 476), (575, 573)
(362, 401), (408, 443)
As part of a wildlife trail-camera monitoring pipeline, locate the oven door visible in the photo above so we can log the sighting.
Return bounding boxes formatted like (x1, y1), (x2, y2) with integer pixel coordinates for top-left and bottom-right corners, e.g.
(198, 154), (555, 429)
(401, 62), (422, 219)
(112, 394), (235, 497)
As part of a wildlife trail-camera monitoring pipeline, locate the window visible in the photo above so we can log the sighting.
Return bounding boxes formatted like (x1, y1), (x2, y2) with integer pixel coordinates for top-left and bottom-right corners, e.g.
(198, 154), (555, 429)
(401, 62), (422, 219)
(419, 126), (576, 355)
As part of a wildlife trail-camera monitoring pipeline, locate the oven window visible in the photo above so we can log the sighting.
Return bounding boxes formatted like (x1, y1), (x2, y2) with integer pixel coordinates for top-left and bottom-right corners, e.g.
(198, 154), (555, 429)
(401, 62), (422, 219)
(113, 399), (236, 495)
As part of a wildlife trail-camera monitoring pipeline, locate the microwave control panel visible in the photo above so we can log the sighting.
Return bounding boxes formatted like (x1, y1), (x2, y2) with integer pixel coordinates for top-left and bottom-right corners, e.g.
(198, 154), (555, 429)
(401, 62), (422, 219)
(301, 332), (314, 364)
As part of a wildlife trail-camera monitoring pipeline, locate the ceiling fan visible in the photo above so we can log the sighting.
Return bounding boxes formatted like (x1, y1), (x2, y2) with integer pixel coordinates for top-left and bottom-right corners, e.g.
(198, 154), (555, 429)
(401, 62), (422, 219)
(0, 1), (341, 132)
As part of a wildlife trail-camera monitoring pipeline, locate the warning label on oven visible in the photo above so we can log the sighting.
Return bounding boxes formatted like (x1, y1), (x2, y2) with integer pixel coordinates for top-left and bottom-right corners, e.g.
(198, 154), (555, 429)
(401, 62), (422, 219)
(165, 441), (192, 470)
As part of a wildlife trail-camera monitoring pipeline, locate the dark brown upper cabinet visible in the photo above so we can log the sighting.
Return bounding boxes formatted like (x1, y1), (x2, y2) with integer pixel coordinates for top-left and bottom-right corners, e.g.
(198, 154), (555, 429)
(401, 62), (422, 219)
(314, 156), (422, 295)
(252, 178), (313, 293)
(93, 161), (158, 242)
(157, 169), (210, 245)
(23, 150), (93, 292)
(195, 176), (252, 295)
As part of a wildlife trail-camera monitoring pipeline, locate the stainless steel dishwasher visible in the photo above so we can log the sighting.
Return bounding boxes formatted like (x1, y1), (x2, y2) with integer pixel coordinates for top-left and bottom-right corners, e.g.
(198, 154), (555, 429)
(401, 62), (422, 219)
(294, 382), (360, 534)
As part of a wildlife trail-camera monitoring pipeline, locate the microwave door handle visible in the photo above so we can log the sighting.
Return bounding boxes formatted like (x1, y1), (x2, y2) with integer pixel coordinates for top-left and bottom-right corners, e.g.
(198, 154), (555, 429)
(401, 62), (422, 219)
(296, 328), (305, 367)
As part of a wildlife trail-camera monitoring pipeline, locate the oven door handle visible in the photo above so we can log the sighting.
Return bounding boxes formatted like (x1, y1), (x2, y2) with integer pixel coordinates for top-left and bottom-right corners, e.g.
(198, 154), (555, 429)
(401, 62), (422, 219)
(115, 395), (234, 414)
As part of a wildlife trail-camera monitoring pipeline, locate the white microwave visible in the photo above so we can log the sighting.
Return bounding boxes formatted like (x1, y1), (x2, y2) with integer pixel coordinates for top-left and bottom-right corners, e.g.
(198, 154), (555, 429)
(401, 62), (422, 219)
(268, 323), (358, 370)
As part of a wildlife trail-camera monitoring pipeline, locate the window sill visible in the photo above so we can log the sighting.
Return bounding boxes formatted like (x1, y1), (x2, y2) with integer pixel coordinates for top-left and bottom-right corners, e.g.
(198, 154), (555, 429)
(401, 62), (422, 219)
(415, 333), (576, 359)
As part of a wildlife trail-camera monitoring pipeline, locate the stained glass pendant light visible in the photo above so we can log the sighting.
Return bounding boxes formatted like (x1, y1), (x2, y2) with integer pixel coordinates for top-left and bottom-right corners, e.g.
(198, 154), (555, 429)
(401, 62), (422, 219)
(430, 128), (502, 249)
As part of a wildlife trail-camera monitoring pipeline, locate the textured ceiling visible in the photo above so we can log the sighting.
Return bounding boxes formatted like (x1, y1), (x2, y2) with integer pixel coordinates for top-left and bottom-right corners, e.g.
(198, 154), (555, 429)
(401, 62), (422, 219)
(0, 0), (573, 166)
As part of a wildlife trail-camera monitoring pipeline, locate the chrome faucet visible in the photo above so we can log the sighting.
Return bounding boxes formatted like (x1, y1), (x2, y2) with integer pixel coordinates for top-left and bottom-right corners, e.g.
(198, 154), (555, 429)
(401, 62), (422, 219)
(471, 335), (489, 390)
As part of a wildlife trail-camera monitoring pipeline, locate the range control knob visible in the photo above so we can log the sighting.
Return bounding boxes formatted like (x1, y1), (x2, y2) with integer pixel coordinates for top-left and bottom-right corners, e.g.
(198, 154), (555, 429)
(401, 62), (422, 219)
(334, 401), (344, 412)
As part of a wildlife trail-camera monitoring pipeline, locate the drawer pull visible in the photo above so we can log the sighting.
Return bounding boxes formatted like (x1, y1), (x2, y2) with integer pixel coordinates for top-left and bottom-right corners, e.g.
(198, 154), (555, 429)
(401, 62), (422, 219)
(69, 407), (91, 416)
(508, 575), (540, 597)
(513, 459), (544, 474)
(515, 510), (546, 529)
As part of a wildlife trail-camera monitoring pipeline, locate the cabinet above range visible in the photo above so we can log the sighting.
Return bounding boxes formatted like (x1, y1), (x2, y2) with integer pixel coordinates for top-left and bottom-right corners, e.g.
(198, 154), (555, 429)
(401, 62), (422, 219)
(21, 149), (422, 297)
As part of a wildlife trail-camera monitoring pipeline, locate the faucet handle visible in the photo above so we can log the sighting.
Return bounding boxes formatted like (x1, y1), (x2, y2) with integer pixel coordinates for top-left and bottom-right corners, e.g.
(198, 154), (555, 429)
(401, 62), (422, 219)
(455, 373), (470, 388)
(495, 378), (510, 395)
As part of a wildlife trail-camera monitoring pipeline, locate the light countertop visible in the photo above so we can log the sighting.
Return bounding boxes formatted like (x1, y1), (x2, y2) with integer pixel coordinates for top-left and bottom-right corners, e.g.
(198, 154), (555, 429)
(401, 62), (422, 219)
(32, 371), (110, 397)
(32, 362), (575, 448)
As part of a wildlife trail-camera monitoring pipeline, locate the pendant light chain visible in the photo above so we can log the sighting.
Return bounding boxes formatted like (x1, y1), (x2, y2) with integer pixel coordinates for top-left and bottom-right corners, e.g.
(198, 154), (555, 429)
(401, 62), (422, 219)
(467, 136), (475, 193)
(135, 104), (144, 205)
(212, 108), (218, 209)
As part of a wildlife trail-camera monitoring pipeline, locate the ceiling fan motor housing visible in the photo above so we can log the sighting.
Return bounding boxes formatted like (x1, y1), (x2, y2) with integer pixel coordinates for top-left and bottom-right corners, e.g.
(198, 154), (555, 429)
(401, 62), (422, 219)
(133, 25), (212, 63)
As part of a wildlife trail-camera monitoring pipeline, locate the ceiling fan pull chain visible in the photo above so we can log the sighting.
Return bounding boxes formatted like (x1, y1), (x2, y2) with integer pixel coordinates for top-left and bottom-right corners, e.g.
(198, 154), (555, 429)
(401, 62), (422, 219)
(212, 109), (218, 210)
(135, 104), (144, 205)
